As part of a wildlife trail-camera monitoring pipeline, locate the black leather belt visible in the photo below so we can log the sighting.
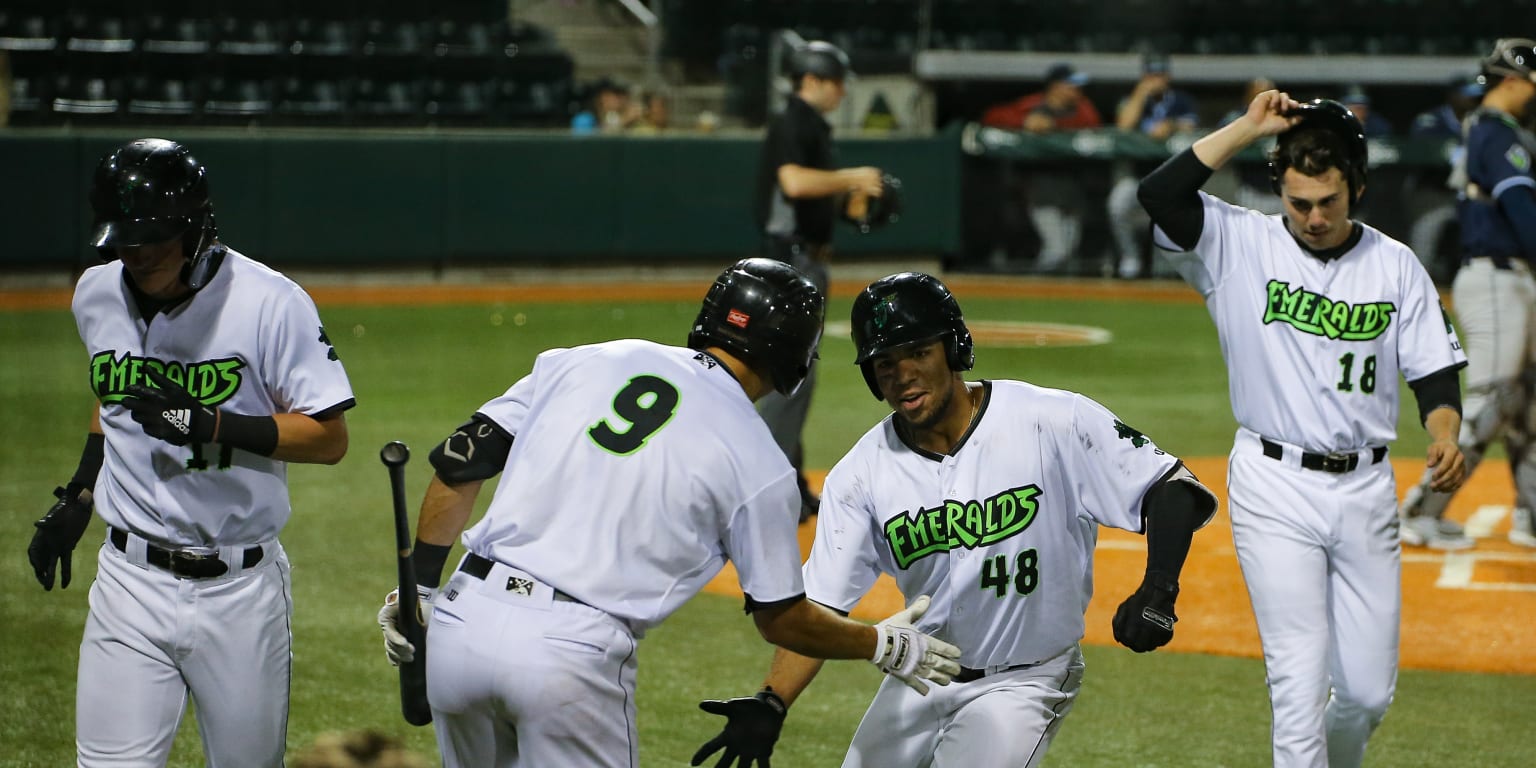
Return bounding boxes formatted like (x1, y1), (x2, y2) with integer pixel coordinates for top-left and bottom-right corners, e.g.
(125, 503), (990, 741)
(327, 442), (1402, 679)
(460, 552), (583, 604)
(955, 661), (1038, 684)
(109, 528), (263, 579)
(1260, 439), (1386, 474)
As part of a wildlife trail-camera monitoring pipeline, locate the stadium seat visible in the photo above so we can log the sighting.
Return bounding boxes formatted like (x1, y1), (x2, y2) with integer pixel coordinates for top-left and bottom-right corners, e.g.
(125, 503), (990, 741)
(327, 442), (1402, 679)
(0, 2), (58, 53)
(290, 17), (355, 58)
(126, 75), (200, 118)
(353, 77), (424, 123)
(424, 77), (495, 123)
(51, 74), (122, 119)
(6, 73), (52, 124)
(141, 16), (213, 56)
(203, 75), (273, 120)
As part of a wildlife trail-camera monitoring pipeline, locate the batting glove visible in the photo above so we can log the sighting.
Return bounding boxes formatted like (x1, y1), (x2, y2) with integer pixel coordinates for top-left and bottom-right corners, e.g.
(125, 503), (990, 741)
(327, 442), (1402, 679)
(869, 595), (962, 695)
(120, 367), (217, 447)
(1112, 571), (1179, 653)
(28, 484), (94, 591)
(690, 689), (787, 768)
(378, 586), (437, 666)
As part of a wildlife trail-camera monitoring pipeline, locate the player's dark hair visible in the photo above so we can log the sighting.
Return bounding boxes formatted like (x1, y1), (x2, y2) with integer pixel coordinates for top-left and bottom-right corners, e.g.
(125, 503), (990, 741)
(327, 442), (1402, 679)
(1267, 99), (1368, 210)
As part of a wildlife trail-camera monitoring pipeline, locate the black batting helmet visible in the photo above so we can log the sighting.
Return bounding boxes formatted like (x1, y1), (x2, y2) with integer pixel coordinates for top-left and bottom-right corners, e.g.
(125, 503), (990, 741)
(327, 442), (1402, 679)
(849, 272), (973, 400)
(1481, 38), (1536, 84)
(688, 258), (825, 397)
(90, 138), (224, 290)
(788, 41), (850, 82)
(1268, 99), (1368, 206)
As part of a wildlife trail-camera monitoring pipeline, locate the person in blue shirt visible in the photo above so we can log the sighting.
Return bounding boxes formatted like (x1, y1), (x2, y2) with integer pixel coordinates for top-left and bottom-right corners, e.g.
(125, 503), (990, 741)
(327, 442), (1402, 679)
(1401, 38), (1536, 550)
(1406, 75), (1487, 282)
(1108, 53), (1199, 278)
(1340, 86), (1394, 138)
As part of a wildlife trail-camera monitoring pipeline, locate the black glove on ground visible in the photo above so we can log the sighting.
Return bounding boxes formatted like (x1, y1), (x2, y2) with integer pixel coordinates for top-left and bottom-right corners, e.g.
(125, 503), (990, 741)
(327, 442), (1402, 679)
(691, 690), (787, 768)
(1113, 571), (1179, 653)
(29, 484), (94, 590)
(121, 367), (217, 446)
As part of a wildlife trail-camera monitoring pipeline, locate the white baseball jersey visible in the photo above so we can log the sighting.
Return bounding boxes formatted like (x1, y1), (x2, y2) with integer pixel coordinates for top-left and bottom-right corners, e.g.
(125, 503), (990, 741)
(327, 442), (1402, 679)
(1157, 192), (1466, 450)
(804, 380), (1183, 669)
(1157, 192), (1465, 768)
(461, 339), (806, 633)
(73, 249), (356, 546)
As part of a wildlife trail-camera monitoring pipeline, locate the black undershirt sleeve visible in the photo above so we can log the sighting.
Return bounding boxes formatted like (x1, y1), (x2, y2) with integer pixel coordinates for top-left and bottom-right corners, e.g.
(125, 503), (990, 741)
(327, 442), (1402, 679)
(1137, 148), (1216, 251)
(1408, 365), (1465, 425)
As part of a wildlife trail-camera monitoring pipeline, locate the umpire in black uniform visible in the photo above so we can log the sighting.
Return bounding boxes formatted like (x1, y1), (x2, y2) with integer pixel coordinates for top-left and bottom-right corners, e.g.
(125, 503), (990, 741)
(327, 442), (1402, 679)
(754, 40), (885, 519)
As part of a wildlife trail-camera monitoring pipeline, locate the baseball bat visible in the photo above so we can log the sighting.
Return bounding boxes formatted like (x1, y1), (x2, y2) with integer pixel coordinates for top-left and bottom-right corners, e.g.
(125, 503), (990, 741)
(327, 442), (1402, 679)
(381, 440), (433, 727)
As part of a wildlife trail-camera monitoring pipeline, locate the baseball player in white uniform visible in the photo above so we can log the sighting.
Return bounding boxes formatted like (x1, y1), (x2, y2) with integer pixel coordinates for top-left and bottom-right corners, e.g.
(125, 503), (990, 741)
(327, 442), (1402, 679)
(1138, 94), (1468, 767)
(691, 272), (1218, 768)
(375, 259), (961, 768)
(26, 138), (355, 768)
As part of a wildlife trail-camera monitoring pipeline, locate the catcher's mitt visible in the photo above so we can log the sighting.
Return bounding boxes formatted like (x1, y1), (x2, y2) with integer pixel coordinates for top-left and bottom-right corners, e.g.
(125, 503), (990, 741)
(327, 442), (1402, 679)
(844, 174), (903, 234)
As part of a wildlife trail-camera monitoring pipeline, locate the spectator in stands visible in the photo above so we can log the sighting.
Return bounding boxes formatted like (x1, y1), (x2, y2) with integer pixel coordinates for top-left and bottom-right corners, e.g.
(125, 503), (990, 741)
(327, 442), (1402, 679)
(571, 77), (639, 135)
(1412, 75), (1486, 139)
(629, 89), (671, 135)
(1407, 75), (1487, 281)
(1340, 85), (1395, 137)
(981, 63), (1104, 272)
(1108, 53), (1199, 278)
(1220, 77), (1284, 215)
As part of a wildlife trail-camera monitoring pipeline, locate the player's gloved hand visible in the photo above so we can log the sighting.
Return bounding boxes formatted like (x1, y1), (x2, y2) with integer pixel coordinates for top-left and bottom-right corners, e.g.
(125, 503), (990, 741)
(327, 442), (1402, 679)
(869, 595), (963, 695)
(377, 586), (438, 666)
(28, 484), (94, 591)
(1113, 571), (1179, 652)
(690, 689), (787, 768)
(120, 367), (217, 446)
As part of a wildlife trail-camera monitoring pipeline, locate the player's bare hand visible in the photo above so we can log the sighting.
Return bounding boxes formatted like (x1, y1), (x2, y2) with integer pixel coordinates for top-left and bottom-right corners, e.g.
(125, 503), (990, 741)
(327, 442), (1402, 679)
(1022, 111), (1055, 133)
(1426, 439), (1466, 493)
(844, 167), (884, 197)
(691, 690), (786, 768)
(869, 595), (963, 695)
(1244, 90), (1305, 137)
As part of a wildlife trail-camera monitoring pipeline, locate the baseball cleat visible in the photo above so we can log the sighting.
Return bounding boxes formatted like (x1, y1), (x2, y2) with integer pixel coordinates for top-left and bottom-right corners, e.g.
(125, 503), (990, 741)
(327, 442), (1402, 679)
(1400, 515), (1475, 550)
(1510, 508), (1536, 549)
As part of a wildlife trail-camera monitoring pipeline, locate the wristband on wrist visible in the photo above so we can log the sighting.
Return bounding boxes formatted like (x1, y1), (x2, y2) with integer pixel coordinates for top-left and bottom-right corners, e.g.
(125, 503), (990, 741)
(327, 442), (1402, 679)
(412, 540), (453, 589)
(213, 411), (279, 456)
(71, 433), (105, 490)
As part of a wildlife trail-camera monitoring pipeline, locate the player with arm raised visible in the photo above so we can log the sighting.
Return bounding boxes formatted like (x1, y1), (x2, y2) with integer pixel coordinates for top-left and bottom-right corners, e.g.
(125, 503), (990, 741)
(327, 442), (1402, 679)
(692, 272), (1216, 768)
(1137, 92), (1468, 767)
(375, 259), (959, 768)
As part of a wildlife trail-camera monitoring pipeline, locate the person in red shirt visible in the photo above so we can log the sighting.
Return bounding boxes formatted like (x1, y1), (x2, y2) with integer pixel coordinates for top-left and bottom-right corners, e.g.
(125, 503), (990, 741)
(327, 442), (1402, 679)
(983, 62), (1103, 132)
(980, 63), (1103, 272)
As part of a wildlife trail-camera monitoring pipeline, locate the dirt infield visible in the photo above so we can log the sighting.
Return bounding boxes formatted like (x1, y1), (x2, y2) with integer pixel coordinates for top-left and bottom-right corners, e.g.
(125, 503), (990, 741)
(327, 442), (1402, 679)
(703, 459), (1536, 676)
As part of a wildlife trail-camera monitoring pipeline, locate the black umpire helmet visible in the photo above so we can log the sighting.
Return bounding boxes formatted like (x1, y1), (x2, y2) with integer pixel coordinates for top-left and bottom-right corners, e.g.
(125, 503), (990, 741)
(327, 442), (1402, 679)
(90, 138), (224, 290)
(849, 272), (974, 400)
(688, 258), (826, 397)
(1267, 99), (1368, 206)
(1481, 38), (1536, 84)
(788, 41), (850, 83)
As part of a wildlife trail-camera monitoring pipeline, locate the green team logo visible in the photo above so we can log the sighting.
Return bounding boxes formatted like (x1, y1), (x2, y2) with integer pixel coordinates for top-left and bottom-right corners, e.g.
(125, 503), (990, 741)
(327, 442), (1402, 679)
(883, 484), (1042, 569)
(1114, 419), (1149, 448)
(89, 351), (245, 405)
(872, 295), (896, 329)
(1263, 280), (1396, 341)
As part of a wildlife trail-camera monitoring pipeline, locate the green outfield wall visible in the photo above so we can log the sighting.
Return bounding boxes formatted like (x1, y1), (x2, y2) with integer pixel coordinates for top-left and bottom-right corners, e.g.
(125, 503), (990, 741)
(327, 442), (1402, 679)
(0, 130), (961, 269)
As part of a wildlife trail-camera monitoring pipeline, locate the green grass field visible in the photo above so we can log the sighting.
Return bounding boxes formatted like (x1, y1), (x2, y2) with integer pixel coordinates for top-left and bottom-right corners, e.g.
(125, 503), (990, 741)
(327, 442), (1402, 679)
(3, 286), (1531, 767)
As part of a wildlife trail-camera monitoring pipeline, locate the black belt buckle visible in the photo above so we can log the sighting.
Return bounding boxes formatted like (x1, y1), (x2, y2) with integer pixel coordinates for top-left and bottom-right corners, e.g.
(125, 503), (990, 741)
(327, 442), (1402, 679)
(1320, 451), (1354, 473)
(166, 550), (229, 579)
